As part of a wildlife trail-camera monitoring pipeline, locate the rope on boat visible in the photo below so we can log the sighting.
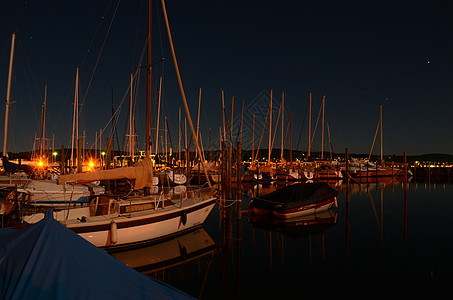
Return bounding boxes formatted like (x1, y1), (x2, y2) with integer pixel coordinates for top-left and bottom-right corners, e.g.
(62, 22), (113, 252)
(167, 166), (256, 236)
(214, 198), (238, 208)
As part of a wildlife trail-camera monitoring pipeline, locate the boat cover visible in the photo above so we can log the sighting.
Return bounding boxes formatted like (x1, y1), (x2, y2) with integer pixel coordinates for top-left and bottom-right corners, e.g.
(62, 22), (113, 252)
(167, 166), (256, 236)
(250, 182), (338, 211)
(0, 209), (194, 300)
(57, 157), (154, 189)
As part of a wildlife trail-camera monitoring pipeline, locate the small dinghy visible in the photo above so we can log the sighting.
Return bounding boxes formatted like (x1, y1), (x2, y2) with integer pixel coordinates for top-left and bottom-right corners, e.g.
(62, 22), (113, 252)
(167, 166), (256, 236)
(248, 182), (338, 219)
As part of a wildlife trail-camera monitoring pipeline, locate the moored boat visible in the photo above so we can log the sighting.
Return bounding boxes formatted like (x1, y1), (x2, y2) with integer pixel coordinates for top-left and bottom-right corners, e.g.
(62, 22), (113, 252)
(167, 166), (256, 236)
(22, 158), (217, 249)
(17, 179), (104, 208)
(23, 185), (216, 249)
(248, 182), (338, 219)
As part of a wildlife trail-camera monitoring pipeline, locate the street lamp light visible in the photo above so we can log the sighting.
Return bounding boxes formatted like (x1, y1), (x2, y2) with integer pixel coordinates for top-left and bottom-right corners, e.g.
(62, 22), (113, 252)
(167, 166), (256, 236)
(101, 151), (106, 167)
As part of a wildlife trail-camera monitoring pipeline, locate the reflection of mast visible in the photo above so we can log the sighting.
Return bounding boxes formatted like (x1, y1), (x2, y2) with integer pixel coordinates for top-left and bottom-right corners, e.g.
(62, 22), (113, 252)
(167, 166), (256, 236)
(345, 170), (350, 259)
(380, 187), (384, 246)
(3, 32), (16, 157)
(403, 152), (408, 239)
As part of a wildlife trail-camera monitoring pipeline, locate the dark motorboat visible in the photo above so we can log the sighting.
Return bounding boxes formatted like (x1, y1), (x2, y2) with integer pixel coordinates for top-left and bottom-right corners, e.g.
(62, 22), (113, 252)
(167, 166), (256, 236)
(248, 182), (338, 219)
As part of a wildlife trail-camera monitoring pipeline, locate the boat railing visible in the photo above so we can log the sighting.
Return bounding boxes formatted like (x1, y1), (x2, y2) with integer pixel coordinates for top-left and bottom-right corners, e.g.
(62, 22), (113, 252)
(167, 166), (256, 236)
(185, 185), (215, 202)
(153, 191), (165, 210)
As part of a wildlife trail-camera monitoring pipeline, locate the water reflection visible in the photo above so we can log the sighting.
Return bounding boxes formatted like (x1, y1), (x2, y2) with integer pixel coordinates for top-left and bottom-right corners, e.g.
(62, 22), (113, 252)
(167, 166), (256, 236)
(247, 209), (338, 238)
(111, 177), (452, 299)
(110, 227), (217, 297)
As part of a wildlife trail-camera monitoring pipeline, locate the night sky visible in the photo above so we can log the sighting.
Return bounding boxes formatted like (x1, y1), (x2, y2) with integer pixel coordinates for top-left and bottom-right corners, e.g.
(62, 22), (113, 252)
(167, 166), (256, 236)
(1, 1), (453, 157)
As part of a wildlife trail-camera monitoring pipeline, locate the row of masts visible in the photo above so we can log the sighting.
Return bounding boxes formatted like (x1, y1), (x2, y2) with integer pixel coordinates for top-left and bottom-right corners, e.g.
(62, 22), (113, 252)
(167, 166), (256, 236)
(2, 9), (385, 169)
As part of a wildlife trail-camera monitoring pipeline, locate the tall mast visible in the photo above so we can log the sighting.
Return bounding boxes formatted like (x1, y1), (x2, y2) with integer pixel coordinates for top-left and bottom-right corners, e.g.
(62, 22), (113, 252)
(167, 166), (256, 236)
(280, 91), (284, 162)
(129, 73), (133, 159)
(196, 88), (201, 156)
(161, 0), (211, 186)
(71, 67), (79, 168)
(3, 32), (16, 157)
(240, 99), (244, 145)
(268, 89), (272, 163)
(221, 90), (225, 143)
(155, 77), (162, 155)
(327, 122), (333, 160)
(39, 82), (47, 157)
(380, 104), (383, 163)
(290, 112), (292, 163)
(146, 0), (152, 157)
(76, 69), (79, 167)
(230, 96), (234, 144)
(252, 112), (255, 165)
(165, 116), (168, 163)
(178, 107), (181, 163)
(321, 95), (325, 160)
(308, 92), (312, 158)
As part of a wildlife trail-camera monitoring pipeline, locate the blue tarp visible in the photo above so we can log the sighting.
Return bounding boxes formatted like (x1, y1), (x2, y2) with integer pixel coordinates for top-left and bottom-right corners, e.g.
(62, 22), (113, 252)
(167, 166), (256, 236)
(0, 210), (195, 300)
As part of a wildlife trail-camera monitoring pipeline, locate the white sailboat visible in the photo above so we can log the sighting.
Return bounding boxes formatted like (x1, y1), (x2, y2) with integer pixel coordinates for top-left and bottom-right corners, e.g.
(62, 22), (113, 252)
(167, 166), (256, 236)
(22, 158), (216, 248)
(22, 0), (217, 249)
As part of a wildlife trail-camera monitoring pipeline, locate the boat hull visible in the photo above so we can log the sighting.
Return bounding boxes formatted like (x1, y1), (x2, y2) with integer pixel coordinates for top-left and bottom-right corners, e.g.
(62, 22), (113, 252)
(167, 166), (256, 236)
(66, 197), (216, 248)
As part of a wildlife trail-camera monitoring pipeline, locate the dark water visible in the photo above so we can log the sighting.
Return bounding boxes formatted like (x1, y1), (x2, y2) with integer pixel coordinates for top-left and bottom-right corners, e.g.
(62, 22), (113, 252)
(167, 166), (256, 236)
(114, 179), (453, 299)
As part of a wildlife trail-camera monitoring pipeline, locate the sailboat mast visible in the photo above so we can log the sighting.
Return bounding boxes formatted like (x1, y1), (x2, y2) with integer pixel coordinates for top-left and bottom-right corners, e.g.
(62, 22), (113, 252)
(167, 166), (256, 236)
(3, 32), (16, 157)
(308, 92), (312, 158)
(240, 99), (244, 145)
(178, 107), (181, 163)
(221, 90), (226, 143)
(268, 89), (272, 163)
(155, 77), (162, 156)
(165, 116), (168, 163)
(281, 91), (284, 162)
(321, 95), (325, 160)
(230, 96), (234, 144)
(146, 0), (152, 157)
(380, 104), (383, 163)
(40, 82), (48, 157)
(75, 69), (79, 167)
(161, 0), (211, 186)
(71, 67), (79, 168)
(129, 73), (133, 159)
(327, 122), (333, 160)
(252, 112), (255, 165)
(196, 88), (201, 156)
(290, 112), (292, 163)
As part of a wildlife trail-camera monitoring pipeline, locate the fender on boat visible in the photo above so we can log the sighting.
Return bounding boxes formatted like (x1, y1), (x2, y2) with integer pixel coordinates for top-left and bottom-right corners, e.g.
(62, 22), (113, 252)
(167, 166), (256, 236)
(181, 210), (187, 225)
(110, 221), (118, 245)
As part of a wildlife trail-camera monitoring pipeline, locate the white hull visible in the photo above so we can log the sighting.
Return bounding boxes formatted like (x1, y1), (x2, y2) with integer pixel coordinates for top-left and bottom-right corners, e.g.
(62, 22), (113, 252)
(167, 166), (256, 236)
(23, 188), (216, 249)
